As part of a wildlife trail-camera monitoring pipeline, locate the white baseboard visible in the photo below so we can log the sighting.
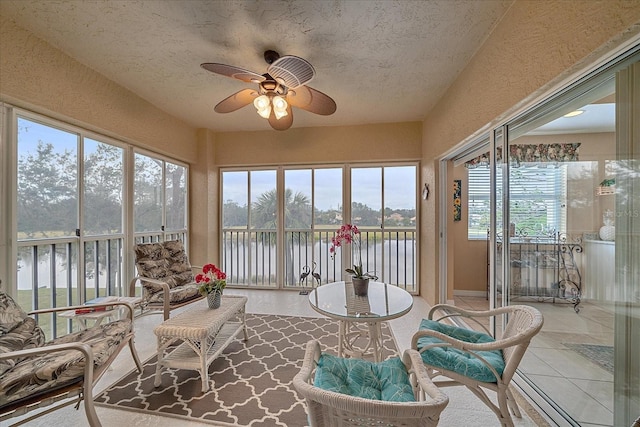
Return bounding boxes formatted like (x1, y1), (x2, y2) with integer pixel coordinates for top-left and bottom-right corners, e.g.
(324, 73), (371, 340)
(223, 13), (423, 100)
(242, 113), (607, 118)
(453, 290), (487, 297)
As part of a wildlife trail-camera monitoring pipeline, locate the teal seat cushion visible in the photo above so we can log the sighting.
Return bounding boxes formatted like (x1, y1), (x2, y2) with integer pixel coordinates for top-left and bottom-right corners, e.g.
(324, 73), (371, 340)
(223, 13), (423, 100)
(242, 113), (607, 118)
(415, 319), (504, 383)
(313, 353), (415, 402)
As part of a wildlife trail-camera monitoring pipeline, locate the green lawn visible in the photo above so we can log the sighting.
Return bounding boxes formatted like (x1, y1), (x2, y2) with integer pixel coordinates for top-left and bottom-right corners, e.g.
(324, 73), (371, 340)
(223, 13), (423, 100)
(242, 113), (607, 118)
(17, 288), (102, 338)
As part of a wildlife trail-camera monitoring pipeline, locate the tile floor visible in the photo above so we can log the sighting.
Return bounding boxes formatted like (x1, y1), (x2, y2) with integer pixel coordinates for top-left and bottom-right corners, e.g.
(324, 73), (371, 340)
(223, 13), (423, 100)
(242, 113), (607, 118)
(9, 290), (546, 427)
(455, 295), (615, 427)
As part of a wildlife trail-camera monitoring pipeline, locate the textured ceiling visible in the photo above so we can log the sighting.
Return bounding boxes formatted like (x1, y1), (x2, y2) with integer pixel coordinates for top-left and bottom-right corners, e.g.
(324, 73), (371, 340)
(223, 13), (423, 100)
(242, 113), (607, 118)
(0, 0), (514, 132)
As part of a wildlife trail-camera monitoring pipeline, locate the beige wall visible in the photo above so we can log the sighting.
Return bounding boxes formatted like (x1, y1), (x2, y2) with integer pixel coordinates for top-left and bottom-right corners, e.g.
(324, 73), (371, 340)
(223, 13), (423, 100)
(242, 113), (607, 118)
(214, 122), (422, 166)
(421, 0), (640, 304)
(0, 17), (198, 163)
(451, 165), (488, 296)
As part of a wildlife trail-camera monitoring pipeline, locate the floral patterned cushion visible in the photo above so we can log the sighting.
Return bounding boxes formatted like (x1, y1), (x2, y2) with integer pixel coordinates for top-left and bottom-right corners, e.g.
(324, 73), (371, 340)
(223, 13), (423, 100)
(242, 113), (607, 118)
(0, 292), (46, 377)
(415, 319), (505, 383)
(134, 240), (194, 293)
(0, 317), (46, 377)
(146, 283), (201, 304)
(0, 318), (131, 407)
(0, 292), (29, 335)
(313, 353), (415, 402)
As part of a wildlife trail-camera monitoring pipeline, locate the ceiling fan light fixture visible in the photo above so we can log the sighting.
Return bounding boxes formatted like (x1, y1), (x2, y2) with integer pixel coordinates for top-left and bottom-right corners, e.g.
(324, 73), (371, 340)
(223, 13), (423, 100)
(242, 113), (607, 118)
(272, 96), (288, 120)
(203, 50), (336, 130)
(254, 95), (271, 119)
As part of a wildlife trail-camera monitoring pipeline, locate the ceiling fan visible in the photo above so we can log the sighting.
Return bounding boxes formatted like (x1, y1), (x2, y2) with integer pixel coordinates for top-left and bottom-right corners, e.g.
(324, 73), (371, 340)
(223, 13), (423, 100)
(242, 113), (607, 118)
(201, 50), (337, 131)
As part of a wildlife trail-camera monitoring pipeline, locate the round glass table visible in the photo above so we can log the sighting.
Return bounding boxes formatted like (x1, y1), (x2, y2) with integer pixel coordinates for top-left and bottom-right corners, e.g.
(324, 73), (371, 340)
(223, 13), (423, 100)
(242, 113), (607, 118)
(308, 281), (413, 361)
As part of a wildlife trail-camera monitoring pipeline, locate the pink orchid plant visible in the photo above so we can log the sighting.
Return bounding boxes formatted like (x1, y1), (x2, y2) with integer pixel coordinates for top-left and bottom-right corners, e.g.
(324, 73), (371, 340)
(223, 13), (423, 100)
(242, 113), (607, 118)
(329, 224), (377, 280)
(195, 263), (227, 295)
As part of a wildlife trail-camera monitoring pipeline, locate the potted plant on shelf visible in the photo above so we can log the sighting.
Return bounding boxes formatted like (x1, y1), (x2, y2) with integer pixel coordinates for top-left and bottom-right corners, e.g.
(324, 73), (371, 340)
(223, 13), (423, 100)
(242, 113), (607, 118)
(329, 224), (377, 296)
(195, 263), (227, 309)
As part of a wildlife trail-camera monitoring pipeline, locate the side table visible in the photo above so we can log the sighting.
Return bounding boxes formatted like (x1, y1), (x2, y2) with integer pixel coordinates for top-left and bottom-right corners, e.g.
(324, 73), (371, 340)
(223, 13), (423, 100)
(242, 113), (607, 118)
(153, 295), (248, 392)
(60, 296), (142, 329)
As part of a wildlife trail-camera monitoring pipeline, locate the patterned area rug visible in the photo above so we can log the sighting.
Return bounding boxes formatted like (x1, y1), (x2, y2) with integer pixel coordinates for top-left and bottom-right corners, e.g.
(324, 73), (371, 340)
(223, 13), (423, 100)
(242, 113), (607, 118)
(563, 343), (614, 374)
(95, 314), (398, 426)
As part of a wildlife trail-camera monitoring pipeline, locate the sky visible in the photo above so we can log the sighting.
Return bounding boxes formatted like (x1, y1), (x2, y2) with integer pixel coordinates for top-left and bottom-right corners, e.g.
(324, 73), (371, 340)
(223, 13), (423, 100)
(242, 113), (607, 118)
(222, 166), (417, 212)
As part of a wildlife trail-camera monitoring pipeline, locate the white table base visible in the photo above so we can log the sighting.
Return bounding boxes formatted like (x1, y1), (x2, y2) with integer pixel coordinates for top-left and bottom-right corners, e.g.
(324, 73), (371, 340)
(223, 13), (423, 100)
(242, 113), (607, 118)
(339, 320), (383, 362)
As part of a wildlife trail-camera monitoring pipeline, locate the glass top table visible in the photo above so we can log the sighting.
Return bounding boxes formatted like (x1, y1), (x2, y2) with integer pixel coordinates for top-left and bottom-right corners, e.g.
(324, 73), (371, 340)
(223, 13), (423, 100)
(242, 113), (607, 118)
(308, 281), (413, 361)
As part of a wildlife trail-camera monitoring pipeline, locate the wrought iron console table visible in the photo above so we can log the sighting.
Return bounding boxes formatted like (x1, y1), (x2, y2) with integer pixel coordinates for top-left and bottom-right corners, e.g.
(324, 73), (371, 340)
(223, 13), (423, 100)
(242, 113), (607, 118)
(491, 230), (583, 312)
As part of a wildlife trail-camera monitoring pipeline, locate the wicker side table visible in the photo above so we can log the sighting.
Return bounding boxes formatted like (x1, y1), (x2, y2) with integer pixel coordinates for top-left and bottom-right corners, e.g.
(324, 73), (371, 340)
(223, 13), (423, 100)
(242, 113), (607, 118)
(153, 295), (248, 392)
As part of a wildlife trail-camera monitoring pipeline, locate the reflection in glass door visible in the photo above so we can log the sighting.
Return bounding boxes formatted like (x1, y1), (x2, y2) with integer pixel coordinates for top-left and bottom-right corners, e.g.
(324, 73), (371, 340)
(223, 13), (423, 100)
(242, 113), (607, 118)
(504, 87), (619, 425)
(500, 56), (640, 424)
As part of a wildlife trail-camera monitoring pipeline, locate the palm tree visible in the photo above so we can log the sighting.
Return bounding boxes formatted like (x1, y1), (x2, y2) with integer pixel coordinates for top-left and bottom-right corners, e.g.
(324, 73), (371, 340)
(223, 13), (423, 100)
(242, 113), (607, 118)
(252, 188), (311, 285)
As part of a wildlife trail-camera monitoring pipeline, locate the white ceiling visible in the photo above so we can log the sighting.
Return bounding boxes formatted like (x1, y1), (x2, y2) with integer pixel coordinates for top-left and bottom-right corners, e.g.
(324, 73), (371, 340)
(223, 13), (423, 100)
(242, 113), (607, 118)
(0, 0), (514, 132)
(532, 104), (616, 135)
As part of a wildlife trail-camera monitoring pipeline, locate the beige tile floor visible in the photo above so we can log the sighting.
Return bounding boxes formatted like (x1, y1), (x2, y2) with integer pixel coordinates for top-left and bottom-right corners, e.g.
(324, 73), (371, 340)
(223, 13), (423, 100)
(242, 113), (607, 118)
(11, 290), (544, 427)
(455, 296), (615, 427)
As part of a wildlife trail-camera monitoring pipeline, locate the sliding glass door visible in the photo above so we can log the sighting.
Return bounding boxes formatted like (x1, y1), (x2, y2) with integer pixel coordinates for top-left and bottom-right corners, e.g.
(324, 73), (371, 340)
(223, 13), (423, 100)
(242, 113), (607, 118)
(450, 48), (638, 426)
(494, 54), (639, 426)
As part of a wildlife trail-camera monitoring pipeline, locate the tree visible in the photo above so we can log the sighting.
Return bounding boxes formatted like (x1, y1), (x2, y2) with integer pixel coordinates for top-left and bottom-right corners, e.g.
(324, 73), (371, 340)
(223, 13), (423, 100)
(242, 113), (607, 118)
(222, 200), (248, 227)
(252, 188), (311, 285)
(83, 143), (123, 235)
(17, 141), (77, 238)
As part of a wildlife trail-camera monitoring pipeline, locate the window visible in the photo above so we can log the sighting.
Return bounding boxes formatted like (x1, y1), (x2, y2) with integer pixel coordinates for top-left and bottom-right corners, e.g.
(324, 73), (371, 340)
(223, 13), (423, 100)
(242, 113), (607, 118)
(16, 115), (127, 337)
(220, 164), (418, 292)
(11, 111), (189, 338)
(468, 165), (567, 239)
(133, 152), (188, 243)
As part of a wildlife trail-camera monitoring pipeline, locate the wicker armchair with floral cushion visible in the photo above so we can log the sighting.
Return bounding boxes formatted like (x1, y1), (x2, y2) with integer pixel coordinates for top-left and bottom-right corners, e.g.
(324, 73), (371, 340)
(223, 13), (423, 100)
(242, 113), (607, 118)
(411, 304), (543, 427)
(130, 240), (204, 320)
(293, 340), (449, 427)
(0, 291), (142, 426)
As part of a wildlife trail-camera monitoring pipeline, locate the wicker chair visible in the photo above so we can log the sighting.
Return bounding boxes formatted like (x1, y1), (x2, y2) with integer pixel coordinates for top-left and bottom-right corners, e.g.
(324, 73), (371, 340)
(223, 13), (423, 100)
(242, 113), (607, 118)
(130, 240), (204, 320)
(411, 304), (543, 427)
(293, 340), (449, 427)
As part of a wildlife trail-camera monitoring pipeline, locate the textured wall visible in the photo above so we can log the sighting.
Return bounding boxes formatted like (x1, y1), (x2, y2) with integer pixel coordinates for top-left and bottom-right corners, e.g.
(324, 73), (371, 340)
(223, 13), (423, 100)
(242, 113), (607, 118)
(420, 0), (640, 303)
(0, 17), (198, 163)
(214, 122), (422, 166)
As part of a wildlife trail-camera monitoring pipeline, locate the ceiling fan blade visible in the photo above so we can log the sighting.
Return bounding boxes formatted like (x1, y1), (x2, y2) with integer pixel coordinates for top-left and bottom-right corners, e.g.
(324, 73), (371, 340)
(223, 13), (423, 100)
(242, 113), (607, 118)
(268, 103), (293, 131)
(267, 55), (315, 89)
(201, 63), (266, 84)
(287, 85), (337, 115)
(214, 89), (258, 113)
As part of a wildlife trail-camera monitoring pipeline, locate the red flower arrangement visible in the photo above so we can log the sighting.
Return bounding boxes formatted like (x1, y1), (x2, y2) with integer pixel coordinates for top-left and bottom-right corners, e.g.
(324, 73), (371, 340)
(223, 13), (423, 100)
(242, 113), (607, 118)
(195, 263), (227, 295)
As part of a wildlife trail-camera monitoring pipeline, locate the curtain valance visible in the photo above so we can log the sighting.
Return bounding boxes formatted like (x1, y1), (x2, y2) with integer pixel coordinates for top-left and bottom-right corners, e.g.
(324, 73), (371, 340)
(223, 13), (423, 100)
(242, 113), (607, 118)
(465, 143), (580, 168)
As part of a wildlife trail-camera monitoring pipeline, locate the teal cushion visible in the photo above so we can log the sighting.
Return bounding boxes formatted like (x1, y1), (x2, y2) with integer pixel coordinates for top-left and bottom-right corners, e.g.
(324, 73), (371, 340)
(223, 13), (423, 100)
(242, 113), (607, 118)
(313, 353), (415, 402)
(416, 319), (504, 383)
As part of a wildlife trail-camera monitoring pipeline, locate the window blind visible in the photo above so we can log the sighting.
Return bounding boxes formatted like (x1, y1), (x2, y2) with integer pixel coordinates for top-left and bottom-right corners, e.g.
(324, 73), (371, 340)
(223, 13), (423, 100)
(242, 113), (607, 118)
(468, 165), (567, 239)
